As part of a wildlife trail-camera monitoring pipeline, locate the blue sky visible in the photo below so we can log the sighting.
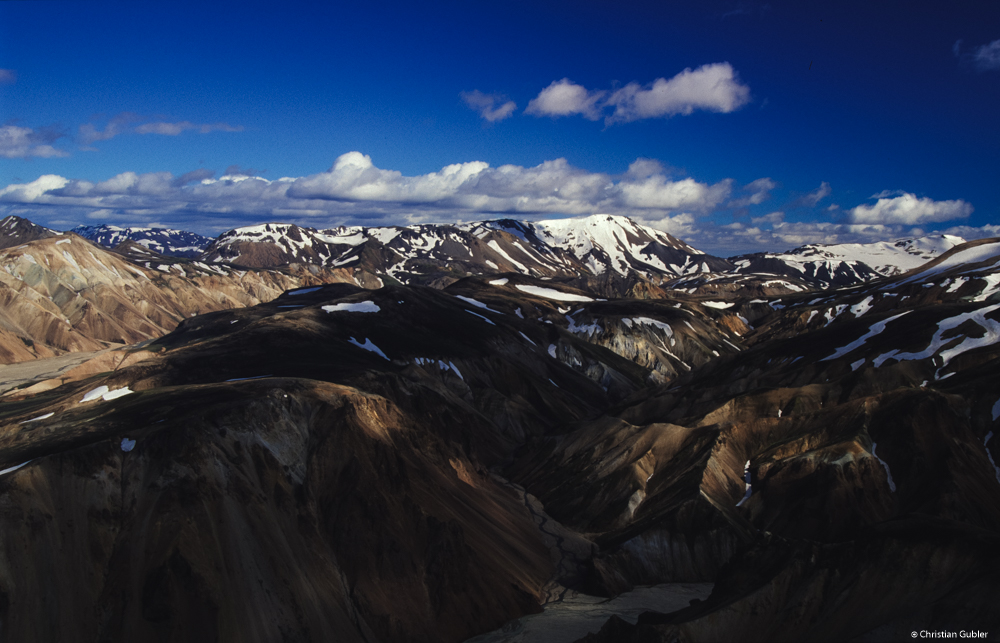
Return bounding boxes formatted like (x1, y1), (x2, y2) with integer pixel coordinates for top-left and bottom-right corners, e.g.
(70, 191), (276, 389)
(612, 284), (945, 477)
(1, 0), (998, 256)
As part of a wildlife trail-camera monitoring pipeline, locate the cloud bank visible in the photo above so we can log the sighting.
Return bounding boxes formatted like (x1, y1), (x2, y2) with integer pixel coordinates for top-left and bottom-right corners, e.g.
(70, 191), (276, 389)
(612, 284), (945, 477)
(526, 63), (751, 124)
(0, 152), (730, 232)
(1, 155), (988, 257)
(848, 192), (973, 225)
(0, 124), (68, 159)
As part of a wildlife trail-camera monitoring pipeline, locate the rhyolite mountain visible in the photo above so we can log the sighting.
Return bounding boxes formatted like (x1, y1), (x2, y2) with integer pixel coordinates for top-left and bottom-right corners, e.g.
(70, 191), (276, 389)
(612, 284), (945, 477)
(0, 215), (59, 249)
(0, 232), (355, 363)
(1, 232), (999, 642)
(729, 234), (965, 288)
(64, 214), (962, 294)
(71, 224), (214, 258)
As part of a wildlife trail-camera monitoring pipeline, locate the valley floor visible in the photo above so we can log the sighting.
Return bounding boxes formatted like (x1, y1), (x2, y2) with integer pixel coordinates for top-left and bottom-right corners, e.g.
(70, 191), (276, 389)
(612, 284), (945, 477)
(465, 583), (714, 643)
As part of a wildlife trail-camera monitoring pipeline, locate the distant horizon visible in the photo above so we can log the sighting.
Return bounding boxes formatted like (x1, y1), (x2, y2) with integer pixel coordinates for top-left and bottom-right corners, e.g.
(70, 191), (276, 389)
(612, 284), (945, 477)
(2, 1), (997, 257)
(13, 211), (989, 261)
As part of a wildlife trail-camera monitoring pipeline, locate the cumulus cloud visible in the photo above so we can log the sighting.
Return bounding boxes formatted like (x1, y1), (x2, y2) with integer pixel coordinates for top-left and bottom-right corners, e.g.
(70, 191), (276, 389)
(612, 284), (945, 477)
(848, 192), (973, 225)
(0, 69), (15, 84)
(973, 39), (1000, 71)
(460, 90), (517, 122)
(0, 124), (69, 158)
(525, 79), (606, 120)
(941, 223), (1000, 241)
(0, 152), (732, 234)
(526, 64), (750, 124)
(728, 177), (775, 208)
(605, 63), (751, 123)
(79, 112), (242, 144)
(172, 168), (216, 187)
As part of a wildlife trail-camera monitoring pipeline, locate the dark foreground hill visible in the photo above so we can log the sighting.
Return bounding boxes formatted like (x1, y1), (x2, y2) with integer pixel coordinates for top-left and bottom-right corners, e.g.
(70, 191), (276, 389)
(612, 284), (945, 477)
(0, 238), (998, 642)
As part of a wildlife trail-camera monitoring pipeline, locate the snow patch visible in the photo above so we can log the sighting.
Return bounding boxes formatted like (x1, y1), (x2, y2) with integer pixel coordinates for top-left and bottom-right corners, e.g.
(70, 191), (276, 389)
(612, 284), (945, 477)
(121, 438), (136, 452)
(984, 432), (1000, 485)
(81, 385), (133, 403)
(488, 278), (509, 285)
(348, 337), (388, 360)
(0, 461), (31, 476)
(871, 442), (896, 492)
(736, 460), (752, 506)
(465, 309), (496, 325)
(322, 301), (380, 313)
(821, 312), (910, 361)
(702, 301), (734, 309)
(288, 286), (322, 296)
(20, 412), (54, 424)
(456, 295), (502, 314)
(515, 285), (593, 302)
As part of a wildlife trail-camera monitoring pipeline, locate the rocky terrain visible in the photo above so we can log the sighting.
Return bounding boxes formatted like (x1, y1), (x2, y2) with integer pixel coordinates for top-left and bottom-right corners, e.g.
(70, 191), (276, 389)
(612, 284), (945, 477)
(729, 234), (965, 287)
(0, 216), (997, 642)
(71, 224), (215, 258)
(0, 232), (354, 364)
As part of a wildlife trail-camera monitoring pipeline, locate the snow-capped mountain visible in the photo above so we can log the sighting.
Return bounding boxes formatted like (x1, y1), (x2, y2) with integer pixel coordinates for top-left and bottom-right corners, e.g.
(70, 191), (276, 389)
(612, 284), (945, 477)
(0, 215), (58, 249)
(72, 224), (214, 258)
(202, 214), (734, 286)
(729, 234), (965, 287)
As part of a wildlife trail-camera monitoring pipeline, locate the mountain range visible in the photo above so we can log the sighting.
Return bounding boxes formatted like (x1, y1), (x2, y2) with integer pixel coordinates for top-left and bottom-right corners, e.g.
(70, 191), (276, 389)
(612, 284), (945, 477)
(0, 213), (998, 642)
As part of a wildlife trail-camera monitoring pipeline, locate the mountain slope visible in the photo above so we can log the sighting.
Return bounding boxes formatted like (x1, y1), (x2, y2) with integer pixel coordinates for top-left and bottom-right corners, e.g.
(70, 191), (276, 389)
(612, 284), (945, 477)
(0, 235), (353, 364)
(201, 215), (733, 291)
(72, 224), (214, 258)
(730, 234), (964, 287)
(2, 240), (1000, 641)
(0, 215), (58, 249)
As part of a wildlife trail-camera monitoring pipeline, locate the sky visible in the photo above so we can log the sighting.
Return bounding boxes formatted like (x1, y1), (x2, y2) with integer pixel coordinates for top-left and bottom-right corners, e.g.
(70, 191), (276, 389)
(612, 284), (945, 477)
(1, 0), (998, 256)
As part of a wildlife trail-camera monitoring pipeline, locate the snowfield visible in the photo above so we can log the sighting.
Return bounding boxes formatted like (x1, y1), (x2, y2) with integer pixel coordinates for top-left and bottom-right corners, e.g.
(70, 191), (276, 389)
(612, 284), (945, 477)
(322, 301), (380, 313)
(515, 285), (593, 302)
(80, 385), (134, 403)
(348, 337), (388, 360)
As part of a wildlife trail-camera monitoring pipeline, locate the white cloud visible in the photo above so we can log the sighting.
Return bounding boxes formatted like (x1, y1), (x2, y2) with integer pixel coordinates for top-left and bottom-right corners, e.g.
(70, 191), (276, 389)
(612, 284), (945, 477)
(973, 39), (1000, 71)
(526, 64), (750, 124)
(0, 175), (70, 200)
(794, 181), (831, 207)
(848, 192), (973, 224)
(619, 175), (731, 210)
(525, 79), (606, 120)
(605, 63), (751, 123)
(870, 189), (905, 199)
(0, 69), (15, 84)
(79, 112), (242, 144)
(639, 212), (699, 239)
(0, 152), (732, 233)
(941, 223), (1000, 240)
(460, 90), (517, 122)
(728, 177), (775, 208)
(0, 125), (69, 159)
(134, 121), (243, 135)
